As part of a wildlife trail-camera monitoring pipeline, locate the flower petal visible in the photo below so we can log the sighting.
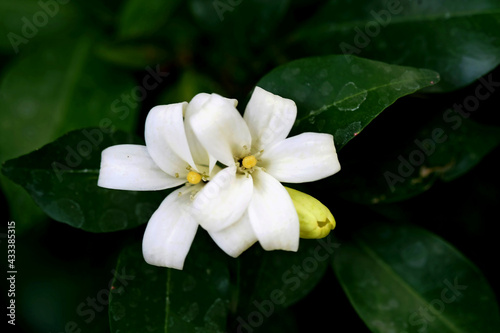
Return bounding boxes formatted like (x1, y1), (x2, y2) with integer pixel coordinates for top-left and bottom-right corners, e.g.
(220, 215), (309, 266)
(142, 185), (199, 270)
(185, 93), (217, 174)
(243, 86), (297, 150)
(247, 169), (299, 251)
(260, 133), (341, 183)
(98, 144), (185, 191)
(145, 103), (194, 176)
(208, 212), (258, 257)
(192, 166), (253, 232)
(190, 93), (251, 166)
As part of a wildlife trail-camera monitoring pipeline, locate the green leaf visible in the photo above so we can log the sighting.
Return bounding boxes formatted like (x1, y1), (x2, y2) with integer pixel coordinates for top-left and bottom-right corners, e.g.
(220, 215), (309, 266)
(118, 0), (182, 39)
(334, 222), (500, 333)
(14, 225), (116, 332)
(236, 236), (335, 315)
(290, 0), (500, 92)
(257, 55), (440, 150)
(0, 177), (47, 234)
(109, 233), (231, 333)
(2, 128), (171, 232)
(0, 35), (141, 231)
(334, 114), (500, 204)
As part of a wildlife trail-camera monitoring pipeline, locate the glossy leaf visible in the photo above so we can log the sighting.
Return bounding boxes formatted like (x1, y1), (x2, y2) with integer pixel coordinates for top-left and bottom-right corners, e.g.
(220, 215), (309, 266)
(257, 55), (440, 150)
(2, 128), (171, 232)
(333, 114), (500, 204)
(118, 0), (181, 39)
(109, 233), (231, 333)
(236, 236), (336, 316)
(290, 0), (500, 92)
(334, 222), (500, 333)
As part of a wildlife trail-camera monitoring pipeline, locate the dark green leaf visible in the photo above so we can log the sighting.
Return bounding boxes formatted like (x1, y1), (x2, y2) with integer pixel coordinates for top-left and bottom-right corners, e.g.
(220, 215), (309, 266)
(236, 236), (335, 315)
(109, 233), (231, 333)
(0, 176), (47, 234)
(14, 223), (116, 333)
(118, 0), (182, 39)
(334, 114), (500, 204)
(334, 222), (500, 333)
(290, 0), (500, 92)
(257, 55), (440, 150)
(2, 128), (171, 232)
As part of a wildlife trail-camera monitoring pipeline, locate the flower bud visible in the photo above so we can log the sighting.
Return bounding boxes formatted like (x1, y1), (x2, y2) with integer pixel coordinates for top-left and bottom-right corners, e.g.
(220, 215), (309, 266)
(285, 187), (336, 239)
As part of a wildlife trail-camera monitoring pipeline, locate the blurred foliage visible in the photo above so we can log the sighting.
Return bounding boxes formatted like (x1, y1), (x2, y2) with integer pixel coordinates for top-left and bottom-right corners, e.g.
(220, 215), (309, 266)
(290, 0), (500, 92)
(1, 0), (499, 332)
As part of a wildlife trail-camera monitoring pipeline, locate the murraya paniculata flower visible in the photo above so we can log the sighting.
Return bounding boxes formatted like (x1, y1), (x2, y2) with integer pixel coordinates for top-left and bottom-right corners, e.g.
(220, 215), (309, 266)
(188, 87), (341, 257)
(98, 98), (222, 270)
(98, 87), (341, 270)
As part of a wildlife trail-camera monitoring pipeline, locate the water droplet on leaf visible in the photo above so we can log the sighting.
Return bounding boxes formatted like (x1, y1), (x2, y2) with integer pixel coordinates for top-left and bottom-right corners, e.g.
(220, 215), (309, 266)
(333, 82), (367, 111)
(334, 122), (362, 146)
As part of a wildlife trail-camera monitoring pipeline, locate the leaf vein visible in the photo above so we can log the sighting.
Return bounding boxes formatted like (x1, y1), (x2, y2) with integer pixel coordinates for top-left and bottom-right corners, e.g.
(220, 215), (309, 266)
(355, 237), (466, 333)
(296, 74), (435, 124)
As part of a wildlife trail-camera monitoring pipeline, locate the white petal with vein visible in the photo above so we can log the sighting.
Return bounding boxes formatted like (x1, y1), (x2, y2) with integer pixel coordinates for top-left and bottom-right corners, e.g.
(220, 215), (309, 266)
(98, 144), (185, 191)
(190, 94), (251, 166)
(142, 185), (199, 270)
(145, 103), (191, 177)
(261, 133), (340, 183)
(247, 169), (299, 251)
(185, 94), (212, 170)
(244, 87), (297, 150)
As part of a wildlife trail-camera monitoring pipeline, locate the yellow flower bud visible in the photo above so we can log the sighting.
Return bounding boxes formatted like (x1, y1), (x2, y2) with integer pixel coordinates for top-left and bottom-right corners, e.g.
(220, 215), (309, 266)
(285, 187), (336, 239)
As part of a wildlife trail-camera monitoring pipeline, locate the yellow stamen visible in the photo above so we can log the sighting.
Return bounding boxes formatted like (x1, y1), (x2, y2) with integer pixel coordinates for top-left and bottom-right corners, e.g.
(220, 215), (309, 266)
(187, 171), (202, 184)
(242, 155), (257, 169)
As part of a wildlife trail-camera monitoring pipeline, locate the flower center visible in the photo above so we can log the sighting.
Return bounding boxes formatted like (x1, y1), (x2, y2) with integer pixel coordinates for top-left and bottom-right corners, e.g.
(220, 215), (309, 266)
(241, 155), (257, 169)
(187, 171), (202, 184)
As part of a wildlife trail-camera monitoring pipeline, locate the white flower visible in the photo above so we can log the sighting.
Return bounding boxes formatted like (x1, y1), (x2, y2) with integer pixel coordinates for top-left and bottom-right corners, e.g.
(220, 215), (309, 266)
(189, 87), (341, 257)
(98, 98), (222, 270)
